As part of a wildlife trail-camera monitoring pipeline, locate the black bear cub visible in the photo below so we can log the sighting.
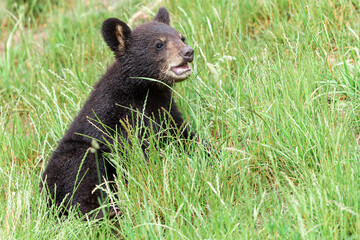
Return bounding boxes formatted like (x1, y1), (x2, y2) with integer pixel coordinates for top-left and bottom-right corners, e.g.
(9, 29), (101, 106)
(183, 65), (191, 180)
(41, 7), (197, 219)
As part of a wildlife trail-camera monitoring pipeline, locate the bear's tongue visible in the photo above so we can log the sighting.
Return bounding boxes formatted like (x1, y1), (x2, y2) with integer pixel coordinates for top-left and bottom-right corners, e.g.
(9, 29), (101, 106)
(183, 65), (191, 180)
(171, 64), (191, 75)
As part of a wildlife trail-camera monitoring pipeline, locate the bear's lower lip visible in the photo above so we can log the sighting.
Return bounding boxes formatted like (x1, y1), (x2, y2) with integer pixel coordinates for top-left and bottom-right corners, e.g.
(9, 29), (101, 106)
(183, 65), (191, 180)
(171, 63), (192, 76)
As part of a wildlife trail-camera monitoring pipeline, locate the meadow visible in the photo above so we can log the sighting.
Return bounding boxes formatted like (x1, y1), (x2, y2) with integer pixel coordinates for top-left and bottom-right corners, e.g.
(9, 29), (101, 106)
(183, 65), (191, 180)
(1, 0), (360, 238)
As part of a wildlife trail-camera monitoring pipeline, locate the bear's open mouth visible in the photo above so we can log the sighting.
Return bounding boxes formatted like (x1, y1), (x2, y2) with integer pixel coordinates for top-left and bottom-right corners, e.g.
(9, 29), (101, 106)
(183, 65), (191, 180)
(171, 63), (192, 76)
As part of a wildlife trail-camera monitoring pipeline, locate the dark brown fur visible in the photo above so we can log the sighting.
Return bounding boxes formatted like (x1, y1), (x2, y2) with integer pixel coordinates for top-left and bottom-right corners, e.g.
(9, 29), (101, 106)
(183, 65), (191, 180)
(41, 7), (196, 219)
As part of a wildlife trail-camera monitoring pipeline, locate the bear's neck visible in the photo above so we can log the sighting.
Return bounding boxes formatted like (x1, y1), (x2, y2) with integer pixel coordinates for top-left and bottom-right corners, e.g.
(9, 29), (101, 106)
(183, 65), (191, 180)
(107, 60), (173, 95)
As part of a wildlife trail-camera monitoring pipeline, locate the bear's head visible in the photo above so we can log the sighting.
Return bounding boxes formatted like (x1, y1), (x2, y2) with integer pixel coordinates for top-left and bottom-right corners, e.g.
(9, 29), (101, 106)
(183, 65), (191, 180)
(101, 7), (194, 85)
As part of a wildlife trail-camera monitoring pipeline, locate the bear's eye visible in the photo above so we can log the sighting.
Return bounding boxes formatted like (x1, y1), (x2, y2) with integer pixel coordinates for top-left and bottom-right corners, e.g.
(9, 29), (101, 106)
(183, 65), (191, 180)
(181, 35), (186, 43)
(155, 42), (165, 50)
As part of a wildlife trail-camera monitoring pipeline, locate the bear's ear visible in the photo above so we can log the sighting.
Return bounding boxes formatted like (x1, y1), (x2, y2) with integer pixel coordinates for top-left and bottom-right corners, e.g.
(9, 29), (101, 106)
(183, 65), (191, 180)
(153, 7), (170, 25)
(102, 18), (131, 53)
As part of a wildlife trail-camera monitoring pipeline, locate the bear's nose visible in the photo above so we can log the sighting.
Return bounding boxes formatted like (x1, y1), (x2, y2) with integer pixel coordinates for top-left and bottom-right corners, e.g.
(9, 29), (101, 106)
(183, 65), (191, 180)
(181, 46), (194, 62)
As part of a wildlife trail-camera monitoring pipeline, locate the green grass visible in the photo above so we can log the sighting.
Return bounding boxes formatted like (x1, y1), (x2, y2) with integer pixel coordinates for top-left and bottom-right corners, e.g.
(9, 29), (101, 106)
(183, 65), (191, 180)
(1, 0), (360, 238)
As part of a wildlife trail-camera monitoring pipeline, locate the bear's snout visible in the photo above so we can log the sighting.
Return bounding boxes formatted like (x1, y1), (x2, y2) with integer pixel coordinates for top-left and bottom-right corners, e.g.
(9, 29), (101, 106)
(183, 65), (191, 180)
(181, 46), (194, 62)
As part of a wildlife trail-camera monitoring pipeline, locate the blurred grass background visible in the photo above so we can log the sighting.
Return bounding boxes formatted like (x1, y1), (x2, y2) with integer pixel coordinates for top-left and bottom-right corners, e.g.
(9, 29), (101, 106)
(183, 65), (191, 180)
(1, 0), (360, 238)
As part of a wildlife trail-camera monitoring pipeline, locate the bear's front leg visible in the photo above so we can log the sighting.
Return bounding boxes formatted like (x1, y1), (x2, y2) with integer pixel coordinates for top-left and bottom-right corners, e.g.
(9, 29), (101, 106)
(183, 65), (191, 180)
(168, 103), (219, 161)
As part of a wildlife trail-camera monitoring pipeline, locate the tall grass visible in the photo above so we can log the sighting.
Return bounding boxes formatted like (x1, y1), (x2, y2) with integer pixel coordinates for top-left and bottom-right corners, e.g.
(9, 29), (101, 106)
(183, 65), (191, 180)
(1, 0), (360, 238)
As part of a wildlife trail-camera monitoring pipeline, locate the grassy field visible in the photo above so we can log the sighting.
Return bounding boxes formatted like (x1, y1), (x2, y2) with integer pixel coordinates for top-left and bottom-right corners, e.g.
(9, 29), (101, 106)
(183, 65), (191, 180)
(1, 0), (360, 238)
